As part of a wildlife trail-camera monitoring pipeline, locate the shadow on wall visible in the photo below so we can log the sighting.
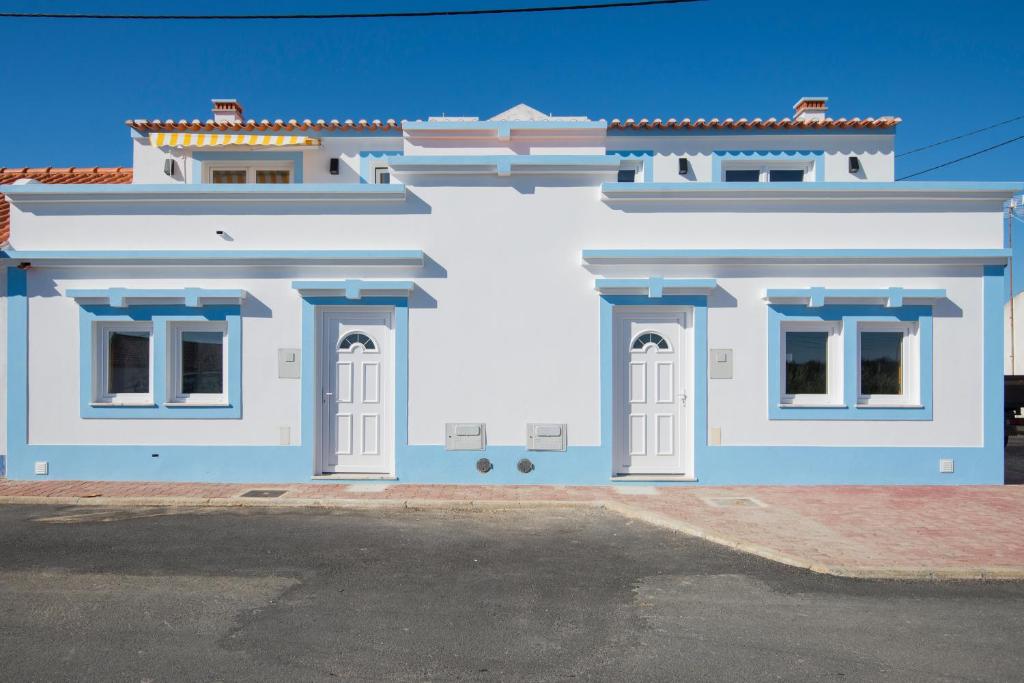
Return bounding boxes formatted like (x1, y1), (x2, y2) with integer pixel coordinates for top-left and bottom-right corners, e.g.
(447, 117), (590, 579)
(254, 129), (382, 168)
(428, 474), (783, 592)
(12, 190), (433, 217)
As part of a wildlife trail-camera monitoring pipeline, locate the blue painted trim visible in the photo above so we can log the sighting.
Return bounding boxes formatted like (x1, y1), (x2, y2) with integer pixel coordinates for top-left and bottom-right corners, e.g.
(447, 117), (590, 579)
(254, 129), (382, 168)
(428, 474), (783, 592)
(983, 265), (1005, 472)
(387, 155), (621, 175)
(712, 149), (825, 182)
(190, 151), (304, 184)
(606, 127), (896, 138)
(765, 287), (947, 308)
(8, 268), (28, 448)
(78, 304), (242, 419)
(594, 277), (717, 298)
(358, 150), (403, 184)
(291, 280), (414, 300)
(606, 150), (654, 182)
(0, 183), (407, 200)
(403, 120), (607, 139)
(581, 248), (1011, 264)
(67, 287), (247, 308)
(766, 304), (933, 421)
(1, 250), (425, 265)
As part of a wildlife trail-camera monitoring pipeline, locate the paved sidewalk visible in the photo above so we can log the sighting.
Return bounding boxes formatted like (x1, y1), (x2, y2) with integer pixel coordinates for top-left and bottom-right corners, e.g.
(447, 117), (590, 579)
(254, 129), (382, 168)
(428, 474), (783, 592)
(2, 479), (1023, 580)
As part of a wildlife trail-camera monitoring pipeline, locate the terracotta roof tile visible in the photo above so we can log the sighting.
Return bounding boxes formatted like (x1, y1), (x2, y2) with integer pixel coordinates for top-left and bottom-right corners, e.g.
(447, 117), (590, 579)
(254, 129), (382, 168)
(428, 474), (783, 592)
(0, 166), (132, 244)
(607, 116), (901, 130)
(127, 116), (900, 133)
(127, 119), (401, 132)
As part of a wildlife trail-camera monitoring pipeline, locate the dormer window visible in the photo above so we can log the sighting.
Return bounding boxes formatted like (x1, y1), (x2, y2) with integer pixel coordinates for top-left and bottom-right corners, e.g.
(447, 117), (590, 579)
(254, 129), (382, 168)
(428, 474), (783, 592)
(716, 150), (821, 183)
(724, 167), (806, 183)
(207, 163), (292, 184)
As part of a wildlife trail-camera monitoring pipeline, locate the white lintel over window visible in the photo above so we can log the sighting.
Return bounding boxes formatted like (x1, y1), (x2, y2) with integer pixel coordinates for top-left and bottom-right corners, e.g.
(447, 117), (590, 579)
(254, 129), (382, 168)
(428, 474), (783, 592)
(764, 287), (947, 308)
(66, 288), (248, 308)
(290, 280), (415, 300)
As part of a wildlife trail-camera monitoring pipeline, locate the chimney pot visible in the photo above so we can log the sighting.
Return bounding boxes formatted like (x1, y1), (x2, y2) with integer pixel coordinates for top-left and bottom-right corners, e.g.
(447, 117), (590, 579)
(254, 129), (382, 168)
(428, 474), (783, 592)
(211, 98), (243, 124)
(793, 96), (828, 122)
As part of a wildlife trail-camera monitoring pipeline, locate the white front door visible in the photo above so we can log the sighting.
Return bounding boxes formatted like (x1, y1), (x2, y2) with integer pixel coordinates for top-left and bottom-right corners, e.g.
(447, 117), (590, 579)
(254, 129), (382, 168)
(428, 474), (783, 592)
(615, 310), (690, 475)
(318, 309), (393, 475)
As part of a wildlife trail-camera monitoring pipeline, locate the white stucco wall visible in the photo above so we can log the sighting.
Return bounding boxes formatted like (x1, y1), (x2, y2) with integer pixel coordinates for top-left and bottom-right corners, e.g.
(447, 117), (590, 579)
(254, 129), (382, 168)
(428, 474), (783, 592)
(130, 131), (895, 186)
(11, 179), (995, 449)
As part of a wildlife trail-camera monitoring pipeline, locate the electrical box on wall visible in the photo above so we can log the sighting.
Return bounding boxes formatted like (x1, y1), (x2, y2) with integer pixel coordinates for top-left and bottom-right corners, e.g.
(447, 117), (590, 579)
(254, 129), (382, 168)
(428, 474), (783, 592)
(709, 349), (733, 379)
(445, 423), (486, 451)
(278, 349), (301, 379)
(527, 423), (566, 451)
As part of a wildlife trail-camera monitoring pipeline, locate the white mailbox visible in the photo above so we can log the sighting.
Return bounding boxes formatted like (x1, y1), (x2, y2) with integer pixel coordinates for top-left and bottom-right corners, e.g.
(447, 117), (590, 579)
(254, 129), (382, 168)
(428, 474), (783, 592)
(709, 348), (733, 379)
(527, 423), (566, 451)
(278, 348), (301, 379)
(445, 423), (486, 451)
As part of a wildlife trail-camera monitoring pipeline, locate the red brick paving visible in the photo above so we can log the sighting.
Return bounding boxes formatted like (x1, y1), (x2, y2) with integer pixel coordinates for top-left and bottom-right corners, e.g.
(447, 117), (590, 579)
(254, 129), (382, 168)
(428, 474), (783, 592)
(2, 480), (1023, 579)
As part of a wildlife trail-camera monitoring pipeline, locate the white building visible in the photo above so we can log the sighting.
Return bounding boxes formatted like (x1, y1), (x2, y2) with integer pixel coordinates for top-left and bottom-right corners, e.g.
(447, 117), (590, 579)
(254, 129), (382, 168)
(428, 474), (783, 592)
(1, 97), (1018, 484)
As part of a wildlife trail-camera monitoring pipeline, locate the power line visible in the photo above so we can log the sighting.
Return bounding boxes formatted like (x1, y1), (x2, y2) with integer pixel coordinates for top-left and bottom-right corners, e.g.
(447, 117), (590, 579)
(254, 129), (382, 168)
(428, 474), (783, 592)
(897, 113), (1024, 158)
(0, 0), (703, 20)
(897, 133), (1024, 180)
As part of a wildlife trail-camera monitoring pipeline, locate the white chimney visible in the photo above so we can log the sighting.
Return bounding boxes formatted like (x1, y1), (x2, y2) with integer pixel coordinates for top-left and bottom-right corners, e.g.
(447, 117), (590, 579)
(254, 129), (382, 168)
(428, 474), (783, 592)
(211, 98), (243, 124)
(793, 97), (828, 122)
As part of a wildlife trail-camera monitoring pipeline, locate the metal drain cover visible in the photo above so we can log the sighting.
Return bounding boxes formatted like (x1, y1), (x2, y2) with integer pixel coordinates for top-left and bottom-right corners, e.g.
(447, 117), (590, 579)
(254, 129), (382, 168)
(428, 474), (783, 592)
(239, 489), (287, 498)
(703, 497), (764, 508)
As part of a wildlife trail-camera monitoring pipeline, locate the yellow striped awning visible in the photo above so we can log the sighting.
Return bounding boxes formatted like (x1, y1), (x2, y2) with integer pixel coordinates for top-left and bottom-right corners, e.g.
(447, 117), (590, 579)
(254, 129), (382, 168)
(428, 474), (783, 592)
(149, 133), (321, 148)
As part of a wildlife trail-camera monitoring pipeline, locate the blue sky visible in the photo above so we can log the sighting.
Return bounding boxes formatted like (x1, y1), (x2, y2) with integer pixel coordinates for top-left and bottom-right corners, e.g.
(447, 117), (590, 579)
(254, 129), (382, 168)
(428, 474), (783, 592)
(2, 0), (1024, 291)
(1, 0), (1022, 181)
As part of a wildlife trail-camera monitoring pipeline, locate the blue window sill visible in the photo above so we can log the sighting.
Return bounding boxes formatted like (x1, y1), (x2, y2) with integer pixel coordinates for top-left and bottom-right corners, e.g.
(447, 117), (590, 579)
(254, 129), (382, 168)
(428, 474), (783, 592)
(777, 403), (847, 409)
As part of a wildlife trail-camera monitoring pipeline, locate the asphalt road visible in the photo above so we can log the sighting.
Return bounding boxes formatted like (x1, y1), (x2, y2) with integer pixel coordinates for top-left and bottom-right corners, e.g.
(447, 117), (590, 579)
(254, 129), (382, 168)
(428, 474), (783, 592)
(1, 504), (1023, 682)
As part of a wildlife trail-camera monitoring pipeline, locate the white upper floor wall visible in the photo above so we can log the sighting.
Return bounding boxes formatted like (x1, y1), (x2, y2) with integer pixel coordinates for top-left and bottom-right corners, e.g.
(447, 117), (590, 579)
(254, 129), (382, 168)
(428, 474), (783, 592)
(129, 97), (897, 185)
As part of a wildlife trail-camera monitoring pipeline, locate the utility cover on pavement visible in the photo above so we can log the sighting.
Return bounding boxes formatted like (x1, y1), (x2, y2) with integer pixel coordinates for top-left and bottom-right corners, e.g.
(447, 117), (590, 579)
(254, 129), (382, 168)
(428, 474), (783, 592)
(238, 489), (288, 498)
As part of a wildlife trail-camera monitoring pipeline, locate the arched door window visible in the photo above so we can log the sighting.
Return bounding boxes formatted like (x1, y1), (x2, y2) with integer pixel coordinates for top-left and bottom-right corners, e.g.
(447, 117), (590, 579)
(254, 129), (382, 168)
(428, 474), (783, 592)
(338, 332), (377, 352)
(630, 331), (670, 351)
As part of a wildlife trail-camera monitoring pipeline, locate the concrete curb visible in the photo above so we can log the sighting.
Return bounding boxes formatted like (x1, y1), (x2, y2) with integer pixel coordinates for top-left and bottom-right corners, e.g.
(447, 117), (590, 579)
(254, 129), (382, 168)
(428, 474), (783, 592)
(3, 494), (1023, 581)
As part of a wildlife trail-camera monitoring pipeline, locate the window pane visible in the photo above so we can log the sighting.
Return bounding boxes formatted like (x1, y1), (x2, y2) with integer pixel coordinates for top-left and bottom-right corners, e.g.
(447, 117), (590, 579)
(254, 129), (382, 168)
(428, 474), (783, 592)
(725, 169), (759, 182)
(768, 169), (804, 183)
(255, 170), (290, 184)
(108, 331), (150, 394)
(785, 331), (828, 395)
(861, 332), (903, 395)
(617, 169), (636, 183)
(375, 168), (391, 184)
(211, 170), (247, 184)
(181, 331), (224, 394)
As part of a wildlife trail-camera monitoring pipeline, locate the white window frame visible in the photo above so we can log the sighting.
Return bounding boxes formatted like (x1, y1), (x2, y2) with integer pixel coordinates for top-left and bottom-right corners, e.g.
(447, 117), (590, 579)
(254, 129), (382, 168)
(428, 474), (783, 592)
(167, 321), (229, 406)
(780, 320), (843, 406)
(856, 321), (920, 407)
(93, 321), (154, 406)
(204, 160), (294, 184)
(373, 166), (391, 184)
(723, 160), (813, 183)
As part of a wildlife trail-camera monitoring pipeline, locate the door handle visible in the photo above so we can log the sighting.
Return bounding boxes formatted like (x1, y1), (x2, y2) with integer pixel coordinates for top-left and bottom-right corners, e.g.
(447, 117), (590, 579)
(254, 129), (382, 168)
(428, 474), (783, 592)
(323, 392), (333, 403)
(679, 392), (687, 406)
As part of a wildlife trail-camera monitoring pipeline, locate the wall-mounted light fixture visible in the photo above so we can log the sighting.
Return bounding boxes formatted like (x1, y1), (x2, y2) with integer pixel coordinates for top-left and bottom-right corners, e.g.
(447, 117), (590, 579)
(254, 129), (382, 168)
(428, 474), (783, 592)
(678, 157), (689, 175)
(163, 158), (177, 177)
(848, 156), (861, 174)
(329, 158), (340, 175)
